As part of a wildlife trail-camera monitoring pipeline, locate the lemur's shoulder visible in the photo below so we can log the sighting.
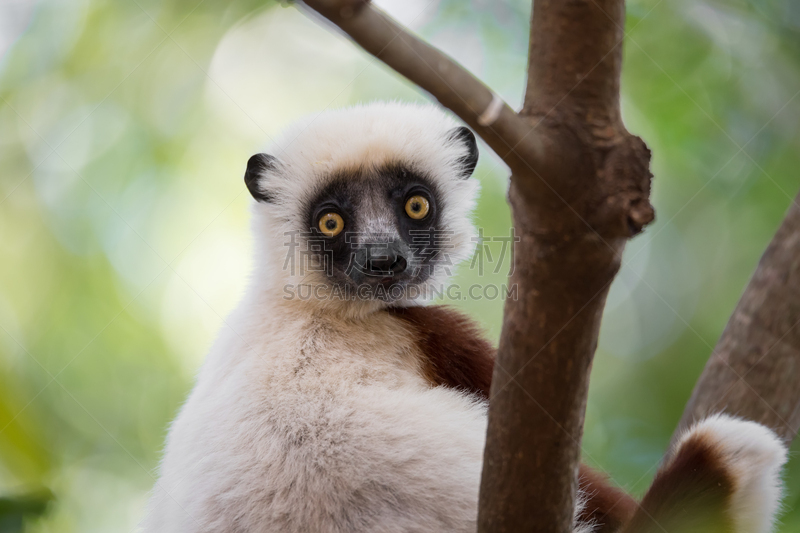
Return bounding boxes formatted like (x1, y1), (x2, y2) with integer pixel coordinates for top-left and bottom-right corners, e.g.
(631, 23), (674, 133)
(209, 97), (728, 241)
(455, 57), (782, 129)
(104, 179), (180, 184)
(387, 305), (495, 399)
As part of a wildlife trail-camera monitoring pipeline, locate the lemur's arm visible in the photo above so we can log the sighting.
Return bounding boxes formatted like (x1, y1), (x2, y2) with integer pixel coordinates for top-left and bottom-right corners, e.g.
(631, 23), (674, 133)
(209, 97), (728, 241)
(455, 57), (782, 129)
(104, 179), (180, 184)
(387, 305), (494, 398)
(388, 305), (637, 533)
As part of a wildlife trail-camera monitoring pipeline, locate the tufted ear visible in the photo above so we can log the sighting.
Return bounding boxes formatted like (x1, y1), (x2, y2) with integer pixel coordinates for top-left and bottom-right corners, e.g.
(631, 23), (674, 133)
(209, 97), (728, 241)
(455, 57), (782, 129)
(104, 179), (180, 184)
(447, 126), (479, 178)
(244, 153), (279, 203)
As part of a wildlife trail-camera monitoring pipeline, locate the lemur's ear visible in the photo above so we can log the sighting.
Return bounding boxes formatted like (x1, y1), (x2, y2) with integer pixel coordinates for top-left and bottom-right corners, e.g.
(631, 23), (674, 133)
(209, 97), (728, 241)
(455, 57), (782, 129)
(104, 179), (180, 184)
(447, 126), (479, 178)
(244, 153), (278, 203)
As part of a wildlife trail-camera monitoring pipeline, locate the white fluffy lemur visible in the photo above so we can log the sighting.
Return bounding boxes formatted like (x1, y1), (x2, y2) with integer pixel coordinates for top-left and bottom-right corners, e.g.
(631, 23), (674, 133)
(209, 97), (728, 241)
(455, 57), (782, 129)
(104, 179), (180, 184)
(143, 103), (788, 532)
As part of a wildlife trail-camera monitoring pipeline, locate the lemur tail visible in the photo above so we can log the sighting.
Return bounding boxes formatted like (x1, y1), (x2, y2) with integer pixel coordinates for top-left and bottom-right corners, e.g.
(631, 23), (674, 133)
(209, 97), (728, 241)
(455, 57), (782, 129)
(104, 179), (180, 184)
(620, 414), (788, 533)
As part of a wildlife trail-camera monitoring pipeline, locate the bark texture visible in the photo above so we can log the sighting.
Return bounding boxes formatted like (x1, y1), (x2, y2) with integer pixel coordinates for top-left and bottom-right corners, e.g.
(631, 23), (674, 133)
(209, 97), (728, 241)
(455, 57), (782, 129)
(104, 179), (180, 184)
(675, 193), (800, 445)
(478, 2), (652, 532)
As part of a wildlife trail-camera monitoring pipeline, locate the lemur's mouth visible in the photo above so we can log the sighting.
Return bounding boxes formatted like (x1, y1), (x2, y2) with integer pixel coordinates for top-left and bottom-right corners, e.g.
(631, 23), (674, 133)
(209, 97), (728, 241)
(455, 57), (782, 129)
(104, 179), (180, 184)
(347, 242), (411, 285)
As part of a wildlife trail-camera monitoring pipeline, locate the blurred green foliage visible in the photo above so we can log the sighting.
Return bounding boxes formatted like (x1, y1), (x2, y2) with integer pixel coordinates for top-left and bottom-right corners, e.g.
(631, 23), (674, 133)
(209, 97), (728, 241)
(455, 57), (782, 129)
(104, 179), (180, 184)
(0, 0), (798, 530)
(0, 491), (52, 532)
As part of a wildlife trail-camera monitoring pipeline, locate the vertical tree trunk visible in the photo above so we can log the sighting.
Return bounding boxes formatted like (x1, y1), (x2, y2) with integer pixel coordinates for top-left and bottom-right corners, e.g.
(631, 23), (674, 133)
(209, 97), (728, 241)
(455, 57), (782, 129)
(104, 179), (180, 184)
(478, 2), (653, 532)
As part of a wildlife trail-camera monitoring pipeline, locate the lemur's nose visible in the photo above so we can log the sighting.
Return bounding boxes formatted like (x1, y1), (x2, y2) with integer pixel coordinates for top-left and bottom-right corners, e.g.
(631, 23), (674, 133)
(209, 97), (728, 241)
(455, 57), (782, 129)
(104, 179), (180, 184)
(364, 244), (407, 276)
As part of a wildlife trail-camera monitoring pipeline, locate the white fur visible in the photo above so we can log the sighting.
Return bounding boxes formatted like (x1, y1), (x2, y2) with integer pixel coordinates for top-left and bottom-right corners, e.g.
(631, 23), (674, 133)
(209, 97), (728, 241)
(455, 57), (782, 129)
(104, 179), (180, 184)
(674, 414), (788, 533)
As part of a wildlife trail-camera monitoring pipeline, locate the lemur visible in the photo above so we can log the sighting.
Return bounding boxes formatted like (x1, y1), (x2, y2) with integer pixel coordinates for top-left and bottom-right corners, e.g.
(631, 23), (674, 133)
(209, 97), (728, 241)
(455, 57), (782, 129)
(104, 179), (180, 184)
(143, 103), (788, 532)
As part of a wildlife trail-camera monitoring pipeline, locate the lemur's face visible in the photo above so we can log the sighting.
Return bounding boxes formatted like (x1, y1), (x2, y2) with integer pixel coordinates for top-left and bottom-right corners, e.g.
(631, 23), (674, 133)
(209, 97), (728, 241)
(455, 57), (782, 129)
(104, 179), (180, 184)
(244, 104), (479, 305)
(299, 163), (446, 297)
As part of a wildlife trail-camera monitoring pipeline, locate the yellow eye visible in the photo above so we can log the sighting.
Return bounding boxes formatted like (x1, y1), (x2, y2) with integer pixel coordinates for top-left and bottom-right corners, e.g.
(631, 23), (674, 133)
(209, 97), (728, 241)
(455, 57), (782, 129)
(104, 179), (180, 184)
(404, 195), (430, 220)
(318, 212), (344, 237)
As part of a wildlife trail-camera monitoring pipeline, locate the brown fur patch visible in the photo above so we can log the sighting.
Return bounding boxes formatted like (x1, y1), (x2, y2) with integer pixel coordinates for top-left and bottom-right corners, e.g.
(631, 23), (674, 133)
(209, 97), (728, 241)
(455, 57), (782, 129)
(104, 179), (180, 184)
(386, 305), (495, 399)
(621, 433), (736, 533)
(578, 464), (637, 533)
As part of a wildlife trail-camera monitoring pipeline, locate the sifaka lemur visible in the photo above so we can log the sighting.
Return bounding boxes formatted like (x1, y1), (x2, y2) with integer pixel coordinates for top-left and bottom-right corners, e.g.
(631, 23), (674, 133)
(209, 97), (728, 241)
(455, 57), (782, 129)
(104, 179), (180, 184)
(142, 103), (788, 533)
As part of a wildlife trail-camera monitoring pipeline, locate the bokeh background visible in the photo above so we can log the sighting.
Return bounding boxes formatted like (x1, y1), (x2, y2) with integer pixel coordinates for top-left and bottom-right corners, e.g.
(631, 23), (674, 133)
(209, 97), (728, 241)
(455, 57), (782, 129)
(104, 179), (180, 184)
(1, 0), (799, 530)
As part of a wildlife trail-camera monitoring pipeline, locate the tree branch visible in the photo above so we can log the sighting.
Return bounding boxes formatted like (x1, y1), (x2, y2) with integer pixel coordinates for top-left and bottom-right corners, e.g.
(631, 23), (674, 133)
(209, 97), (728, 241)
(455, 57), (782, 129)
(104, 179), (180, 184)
(674, 192), (800, 446)
(300, 0), (543, 170)
(524, 0), (625, 125)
